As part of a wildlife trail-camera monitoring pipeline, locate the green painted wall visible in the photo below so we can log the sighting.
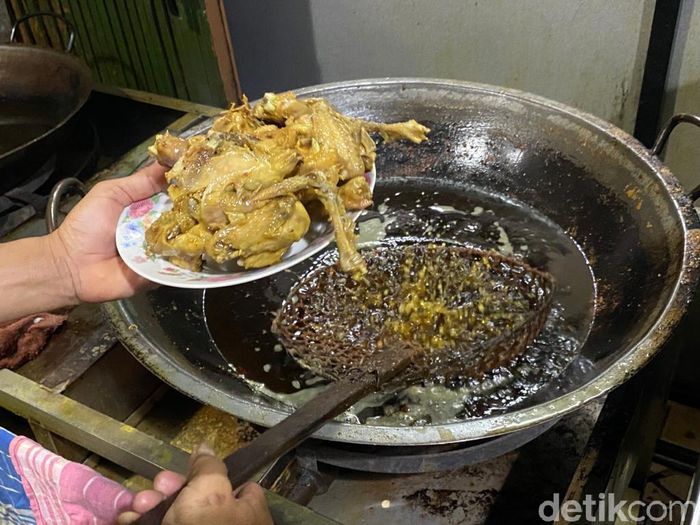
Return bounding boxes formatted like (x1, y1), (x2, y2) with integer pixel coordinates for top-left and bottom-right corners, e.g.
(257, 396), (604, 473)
(6, 0), (227, 106)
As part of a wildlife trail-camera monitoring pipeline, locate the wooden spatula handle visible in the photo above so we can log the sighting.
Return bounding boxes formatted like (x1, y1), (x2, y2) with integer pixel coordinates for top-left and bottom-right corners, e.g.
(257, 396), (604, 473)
(135, 374), (380, 524)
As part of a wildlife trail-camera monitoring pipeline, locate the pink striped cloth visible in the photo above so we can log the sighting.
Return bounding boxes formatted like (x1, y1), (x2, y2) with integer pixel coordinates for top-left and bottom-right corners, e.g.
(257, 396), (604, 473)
(9, 436), (134, 524)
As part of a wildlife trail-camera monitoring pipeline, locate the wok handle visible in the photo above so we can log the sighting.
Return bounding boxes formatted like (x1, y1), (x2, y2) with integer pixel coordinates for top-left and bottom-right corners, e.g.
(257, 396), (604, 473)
(651, 114), (700, 201)
(45, 178), (86, 233)
(10, 12), (76, 53)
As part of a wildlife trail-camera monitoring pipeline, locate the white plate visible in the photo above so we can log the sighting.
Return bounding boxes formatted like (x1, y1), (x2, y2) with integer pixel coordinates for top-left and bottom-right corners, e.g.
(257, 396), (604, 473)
(116, 166), (376, 288)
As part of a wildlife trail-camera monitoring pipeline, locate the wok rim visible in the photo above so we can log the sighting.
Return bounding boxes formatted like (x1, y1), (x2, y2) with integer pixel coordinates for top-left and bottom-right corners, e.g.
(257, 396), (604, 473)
(105, 77), (700, 446)
(0, 45), (92, 162)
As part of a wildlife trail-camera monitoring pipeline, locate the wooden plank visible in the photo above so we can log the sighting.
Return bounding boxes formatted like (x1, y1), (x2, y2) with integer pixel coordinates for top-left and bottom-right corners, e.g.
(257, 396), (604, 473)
(164, 0), (205, 102)
(26, 0), (52, 48)
(185, 0), (225, 104)
(101, 0), (137, 88)
(79, 0), (126, 86)
(190, 1), (228, 106)
(48, 0), (67, 50)
(71, 0), (104, 79)
(113, 0), (148, 91)
(204, 0), (241, 103)
(123, 0), (159, 93)
(64, 0), (102, 81)
(8, 0), (33, 44)
(167, 0), (225, 106)
(23, 0), (50, 47)
(55, 0), (83, 59)
(38, 0), (64, 50)
(132, 0), (175, 96)
(151, 0), (189, 100)
(93, 83), (223, 117)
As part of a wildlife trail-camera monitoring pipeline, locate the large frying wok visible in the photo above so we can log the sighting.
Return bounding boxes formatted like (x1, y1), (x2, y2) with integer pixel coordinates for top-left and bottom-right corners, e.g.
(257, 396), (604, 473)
(0, 14), (91, 193)
(104, 79), (700, 446)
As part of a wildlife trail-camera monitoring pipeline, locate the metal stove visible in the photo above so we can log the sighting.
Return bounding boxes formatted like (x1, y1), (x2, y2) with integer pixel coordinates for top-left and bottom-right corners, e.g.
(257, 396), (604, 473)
(0, 90), (696, 525)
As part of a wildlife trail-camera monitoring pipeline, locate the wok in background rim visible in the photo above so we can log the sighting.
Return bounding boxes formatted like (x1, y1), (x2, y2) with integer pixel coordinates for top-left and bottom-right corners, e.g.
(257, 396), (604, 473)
(0, 45), (92, 161)
(105, 78), (700, 446)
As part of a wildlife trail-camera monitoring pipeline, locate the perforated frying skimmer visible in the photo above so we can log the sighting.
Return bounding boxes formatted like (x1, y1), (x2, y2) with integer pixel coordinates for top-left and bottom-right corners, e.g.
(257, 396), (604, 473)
(137, 243), (554, 524)
(275, 243), (555, 386)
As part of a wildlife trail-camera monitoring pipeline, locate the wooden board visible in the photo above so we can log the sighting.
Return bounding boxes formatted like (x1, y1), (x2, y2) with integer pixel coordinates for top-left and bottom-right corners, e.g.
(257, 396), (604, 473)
(5, 0), (238, 106)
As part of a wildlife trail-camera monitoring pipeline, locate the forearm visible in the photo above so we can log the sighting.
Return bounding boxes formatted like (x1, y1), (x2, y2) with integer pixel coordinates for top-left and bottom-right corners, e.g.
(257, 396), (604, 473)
(0, 234), (77, 324)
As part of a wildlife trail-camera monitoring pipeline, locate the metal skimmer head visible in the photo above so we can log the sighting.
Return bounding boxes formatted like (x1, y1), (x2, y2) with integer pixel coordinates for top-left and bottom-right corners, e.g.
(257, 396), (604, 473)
(274, 243), (554, 386)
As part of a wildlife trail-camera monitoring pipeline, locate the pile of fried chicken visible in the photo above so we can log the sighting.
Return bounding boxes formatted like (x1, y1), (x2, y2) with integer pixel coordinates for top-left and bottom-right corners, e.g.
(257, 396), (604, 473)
(145, 92), (429, 276)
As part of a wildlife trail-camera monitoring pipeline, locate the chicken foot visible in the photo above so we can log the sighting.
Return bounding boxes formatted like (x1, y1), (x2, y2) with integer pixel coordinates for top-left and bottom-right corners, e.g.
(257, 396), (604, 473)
(252, 172), (366, 276)
(360, 119), (430, 144)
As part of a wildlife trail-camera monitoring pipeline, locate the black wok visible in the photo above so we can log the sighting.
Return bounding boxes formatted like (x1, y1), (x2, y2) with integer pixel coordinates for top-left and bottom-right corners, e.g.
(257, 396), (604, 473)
(100, 79), (700, 447)
(0, 14), (91, 193)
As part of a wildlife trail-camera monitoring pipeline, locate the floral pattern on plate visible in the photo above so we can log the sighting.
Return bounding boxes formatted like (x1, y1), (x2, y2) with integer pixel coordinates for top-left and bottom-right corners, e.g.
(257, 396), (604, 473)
(116, 167), (376, 288)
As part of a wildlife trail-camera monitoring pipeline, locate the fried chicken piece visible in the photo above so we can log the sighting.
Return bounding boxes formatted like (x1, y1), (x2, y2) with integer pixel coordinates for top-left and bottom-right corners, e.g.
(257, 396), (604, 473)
(361, 119), (430, 144)
(250, 171), (366, 275)
(210, 96), (262, 134)
(256, 94), (370, 182)
(207, 196), (310, 269)
(145, 200), (203, 271)
(338, 175), (373, 210)
(145, 91), (430, 275)
(197, 146), (299, 228)
(253, 92), (312, 123)
(149, 133), (188, 168)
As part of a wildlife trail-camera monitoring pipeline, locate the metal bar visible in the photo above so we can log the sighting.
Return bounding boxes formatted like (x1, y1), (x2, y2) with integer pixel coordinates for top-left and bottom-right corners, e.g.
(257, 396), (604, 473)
(266, 491), (340, 525)
(0, 369), (187, 477)
(23, 0), (49, 47)
(654, 439), (700, 476)
(36, 0), (61, 49)
(550, 347), (680, 525)
(82, 384), (170, 469)
(634, 0), (682, 147)
(48, 0), (67, 50)
(8, 0), (33, 44)
(654, 452), (698, 477)
(0, 370), (336, 523)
